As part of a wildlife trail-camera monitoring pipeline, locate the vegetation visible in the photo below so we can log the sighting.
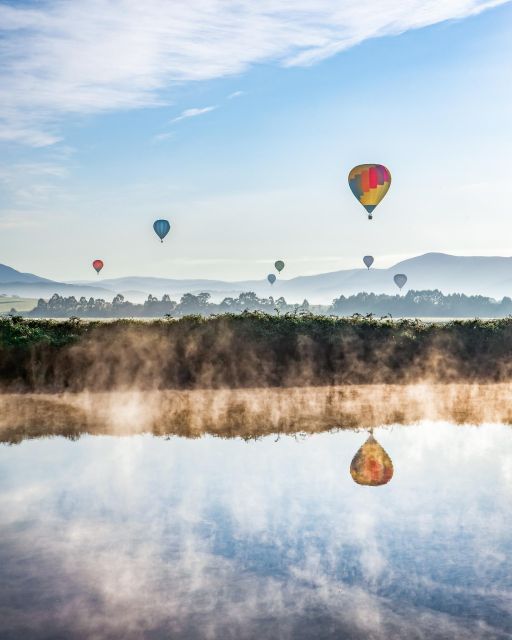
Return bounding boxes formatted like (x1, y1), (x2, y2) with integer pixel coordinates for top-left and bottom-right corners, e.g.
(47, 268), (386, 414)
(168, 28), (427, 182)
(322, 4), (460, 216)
(16, 288), (512, 318)
(1, 313), (512, 391)
(330, 290), (512, 317)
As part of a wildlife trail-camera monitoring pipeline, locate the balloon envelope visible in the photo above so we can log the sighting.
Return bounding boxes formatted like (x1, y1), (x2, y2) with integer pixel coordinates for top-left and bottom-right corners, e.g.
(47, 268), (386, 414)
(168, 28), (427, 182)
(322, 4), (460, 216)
(274, 260), (285, 273)
(363, 255), (374, 269)
(350, 433), (394, 486)
(348, 164), (391, 219)
(153, 219), (171, 242)
(267, 274), (276, 285)
(92, 259), (103, 274)
(393, 273), (407, 290)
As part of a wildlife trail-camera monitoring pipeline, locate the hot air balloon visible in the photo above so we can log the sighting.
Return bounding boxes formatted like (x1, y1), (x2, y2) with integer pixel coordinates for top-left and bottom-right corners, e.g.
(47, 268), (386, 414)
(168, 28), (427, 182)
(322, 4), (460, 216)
(153, 219), (171, 243)
(363, 255), (374, 270)
(267, 274), (276, 285)
(275, 260), (285, 273)
(350, 432), (394, 486)
(92, 259), (104, 275)
(393, 273), (407, 291)
(348, 164), (391, 220)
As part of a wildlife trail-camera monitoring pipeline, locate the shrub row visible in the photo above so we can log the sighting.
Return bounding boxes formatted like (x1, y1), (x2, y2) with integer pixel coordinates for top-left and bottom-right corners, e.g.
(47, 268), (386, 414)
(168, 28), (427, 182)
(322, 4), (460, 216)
(1, 313), (512, 391)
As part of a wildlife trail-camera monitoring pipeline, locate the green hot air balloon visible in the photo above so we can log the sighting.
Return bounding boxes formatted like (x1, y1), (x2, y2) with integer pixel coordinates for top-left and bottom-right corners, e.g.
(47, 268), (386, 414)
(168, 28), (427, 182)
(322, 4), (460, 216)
(275, 260), (285, 273)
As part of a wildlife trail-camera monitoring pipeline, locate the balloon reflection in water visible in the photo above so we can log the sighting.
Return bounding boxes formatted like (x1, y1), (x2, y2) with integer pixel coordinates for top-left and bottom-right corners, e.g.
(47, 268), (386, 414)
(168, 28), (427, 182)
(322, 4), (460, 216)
(350, 431), (394, 486)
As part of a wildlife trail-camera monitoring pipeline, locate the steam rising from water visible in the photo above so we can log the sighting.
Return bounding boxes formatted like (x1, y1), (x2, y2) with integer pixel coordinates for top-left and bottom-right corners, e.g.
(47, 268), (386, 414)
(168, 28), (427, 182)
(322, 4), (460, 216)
(6, 319), (512, 393)
(2, 384), (512, 443)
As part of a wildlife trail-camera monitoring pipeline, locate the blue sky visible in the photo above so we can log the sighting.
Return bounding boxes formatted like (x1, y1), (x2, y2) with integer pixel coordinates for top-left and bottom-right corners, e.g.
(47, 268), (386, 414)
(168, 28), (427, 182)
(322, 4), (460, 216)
(0, 0), (511, 281)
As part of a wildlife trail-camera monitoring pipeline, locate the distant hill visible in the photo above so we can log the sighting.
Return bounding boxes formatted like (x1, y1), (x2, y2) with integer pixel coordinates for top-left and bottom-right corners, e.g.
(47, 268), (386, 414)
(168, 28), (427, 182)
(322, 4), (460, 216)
(69, 253), (512, 304)
(69, 276), (267, 303)
(0, 263), (54, 285)
(4, 253), (512, 304)
(0, 263), (114, 299)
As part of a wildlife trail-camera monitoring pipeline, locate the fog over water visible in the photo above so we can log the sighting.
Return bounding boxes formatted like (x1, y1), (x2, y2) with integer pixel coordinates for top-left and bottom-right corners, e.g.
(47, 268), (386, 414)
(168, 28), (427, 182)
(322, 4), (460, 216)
(2, 384), (512, 443)
(1, 387), (512, 639)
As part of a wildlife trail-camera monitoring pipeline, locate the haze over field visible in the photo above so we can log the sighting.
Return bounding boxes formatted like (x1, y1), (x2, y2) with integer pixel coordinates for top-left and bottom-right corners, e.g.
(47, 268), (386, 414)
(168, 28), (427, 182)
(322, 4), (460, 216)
(4, 253), (512, 305)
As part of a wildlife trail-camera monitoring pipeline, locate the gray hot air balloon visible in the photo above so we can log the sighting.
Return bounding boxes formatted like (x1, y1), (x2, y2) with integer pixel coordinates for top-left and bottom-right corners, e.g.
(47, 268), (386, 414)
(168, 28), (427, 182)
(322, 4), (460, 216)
(267, 274), (276, 285)
(363, 255), (374, 270)
(393, 273), (407, 290)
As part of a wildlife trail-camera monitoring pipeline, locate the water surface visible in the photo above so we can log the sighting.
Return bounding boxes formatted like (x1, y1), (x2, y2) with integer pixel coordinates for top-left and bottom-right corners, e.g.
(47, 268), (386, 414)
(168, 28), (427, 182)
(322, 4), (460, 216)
(1, 391), (511, 639)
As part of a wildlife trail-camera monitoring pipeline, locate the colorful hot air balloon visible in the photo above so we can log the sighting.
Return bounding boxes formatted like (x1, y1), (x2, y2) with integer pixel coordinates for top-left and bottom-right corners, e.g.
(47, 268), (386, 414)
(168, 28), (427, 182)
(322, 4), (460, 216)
(275, 260), (285, 273)
(350, 432), (394, 486)
(153, 219), (171, 243)
(393, 273), (407, 290)
(92, 259), (104, 274)
(267, 274), (276, 285)
(348, 164), (391, 220)
(363, 255), (374, 270)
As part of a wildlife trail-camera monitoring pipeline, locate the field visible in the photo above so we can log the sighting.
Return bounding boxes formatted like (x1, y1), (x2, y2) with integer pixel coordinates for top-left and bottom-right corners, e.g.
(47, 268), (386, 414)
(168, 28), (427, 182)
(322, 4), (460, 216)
(0, 296), (37, 314)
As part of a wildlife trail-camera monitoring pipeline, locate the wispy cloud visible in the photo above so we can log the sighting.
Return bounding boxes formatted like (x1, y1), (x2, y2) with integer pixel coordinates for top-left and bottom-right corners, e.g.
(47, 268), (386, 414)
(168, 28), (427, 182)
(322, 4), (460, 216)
(0, 159), (71, 229)
(0, 0), (508, 146)
(171, 106), (217, 123)
(228, 91), (245, 99)
(151, 131), (175, 143)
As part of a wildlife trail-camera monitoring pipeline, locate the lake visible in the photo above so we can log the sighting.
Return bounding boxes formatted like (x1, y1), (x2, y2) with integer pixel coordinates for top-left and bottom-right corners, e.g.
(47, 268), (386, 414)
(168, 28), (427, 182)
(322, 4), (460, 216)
(1, 387), (511, 639)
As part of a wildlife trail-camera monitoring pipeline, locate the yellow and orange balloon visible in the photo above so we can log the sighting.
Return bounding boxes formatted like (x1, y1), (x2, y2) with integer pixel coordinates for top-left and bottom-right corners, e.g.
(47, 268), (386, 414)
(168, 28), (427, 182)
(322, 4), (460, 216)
(350, 432), (393, 486)
(348, 164), (391, 220)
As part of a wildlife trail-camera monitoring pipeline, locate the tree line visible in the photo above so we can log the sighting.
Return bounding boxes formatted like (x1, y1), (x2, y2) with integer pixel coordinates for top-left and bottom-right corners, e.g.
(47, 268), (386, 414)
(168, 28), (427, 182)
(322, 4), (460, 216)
(19, 288), (512, 318)
(330, 290), (512, 317)
(26, 292), (311, 318)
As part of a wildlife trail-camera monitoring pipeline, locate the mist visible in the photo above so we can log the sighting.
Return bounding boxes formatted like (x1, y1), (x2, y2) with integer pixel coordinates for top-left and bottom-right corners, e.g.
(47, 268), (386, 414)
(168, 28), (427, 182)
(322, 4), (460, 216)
(2, 384), (512, 445)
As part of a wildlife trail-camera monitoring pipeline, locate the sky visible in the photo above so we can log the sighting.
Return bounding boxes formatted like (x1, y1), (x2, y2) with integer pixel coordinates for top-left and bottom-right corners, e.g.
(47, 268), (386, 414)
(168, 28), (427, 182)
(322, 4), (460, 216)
(0, 0), (511, 282)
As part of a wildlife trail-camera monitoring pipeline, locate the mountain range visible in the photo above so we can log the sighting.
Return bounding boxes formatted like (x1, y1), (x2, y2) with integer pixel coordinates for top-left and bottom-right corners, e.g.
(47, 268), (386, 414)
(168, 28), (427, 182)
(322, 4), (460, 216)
(3, 253), (512, 305)
(0, 264), (112, 299)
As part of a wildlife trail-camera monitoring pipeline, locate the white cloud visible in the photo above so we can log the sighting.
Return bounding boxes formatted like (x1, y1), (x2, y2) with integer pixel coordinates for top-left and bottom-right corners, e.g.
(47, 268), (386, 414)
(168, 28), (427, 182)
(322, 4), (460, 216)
(171, 106), (217, 123)
(228, 90), (246, 99)
(151, 131), (175, 143)
(0, 0), (508, 146)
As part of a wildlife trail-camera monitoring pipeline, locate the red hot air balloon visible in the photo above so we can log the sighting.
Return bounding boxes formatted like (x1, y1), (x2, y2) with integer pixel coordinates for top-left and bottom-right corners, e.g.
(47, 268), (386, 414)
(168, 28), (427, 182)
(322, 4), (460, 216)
(92, 260), (104, 275)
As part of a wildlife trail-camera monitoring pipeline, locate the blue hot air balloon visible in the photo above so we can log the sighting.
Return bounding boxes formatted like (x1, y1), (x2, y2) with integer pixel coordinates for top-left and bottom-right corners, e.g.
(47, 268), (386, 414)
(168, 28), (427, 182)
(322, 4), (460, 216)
(363, 255), (374, 270)
(267, 274), (276, 285)
(153, 219), (171, 243)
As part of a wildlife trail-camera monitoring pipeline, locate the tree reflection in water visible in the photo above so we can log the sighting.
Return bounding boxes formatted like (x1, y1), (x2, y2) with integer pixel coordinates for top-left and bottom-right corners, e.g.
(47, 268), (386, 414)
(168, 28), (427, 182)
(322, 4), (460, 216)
(2, 384), (512, 445)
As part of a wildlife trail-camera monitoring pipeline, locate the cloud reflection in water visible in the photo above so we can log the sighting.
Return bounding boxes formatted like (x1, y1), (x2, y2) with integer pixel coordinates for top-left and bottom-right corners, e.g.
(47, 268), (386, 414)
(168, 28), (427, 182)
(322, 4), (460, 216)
(0, 417), (511, 638)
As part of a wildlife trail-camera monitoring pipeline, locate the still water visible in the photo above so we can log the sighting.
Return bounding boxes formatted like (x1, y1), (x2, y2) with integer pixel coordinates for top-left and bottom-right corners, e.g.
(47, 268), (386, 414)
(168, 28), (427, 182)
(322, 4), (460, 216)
(1, 392), (511, 639)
